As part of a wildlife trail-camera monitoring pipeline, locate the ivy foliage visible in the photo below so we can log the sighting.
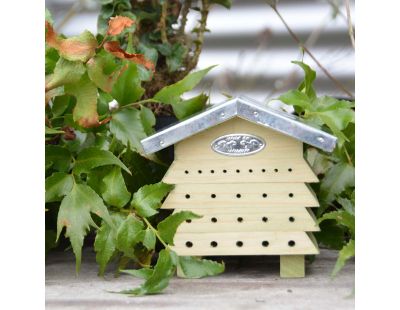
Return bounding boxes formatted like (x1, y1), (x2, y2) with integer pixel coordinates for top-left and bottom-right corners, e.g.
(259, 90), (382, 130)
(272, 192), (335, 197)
(278, 61), (355, 276)
(45, 9), (224, 295)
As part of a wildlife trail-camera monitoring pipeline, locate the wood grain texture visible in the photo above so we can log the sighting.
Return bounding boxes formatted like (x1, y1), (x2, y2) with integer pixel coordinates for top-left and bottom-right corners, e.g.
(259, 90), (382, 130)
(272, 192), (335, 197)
(280, 255), (305, 278)
(176, 207), (319, 233)
(163, 158), (318, 184)
(171, 231), (319, 256)
(162, 183), (319, 209)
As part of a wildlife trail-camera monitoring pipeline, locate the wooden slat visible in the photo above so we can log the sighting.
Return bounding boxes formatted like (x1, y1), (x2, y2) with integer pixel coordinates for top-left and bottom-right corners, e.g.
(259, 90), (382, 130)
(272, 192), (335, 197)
(176, 207), (319, 233)
(162, 183), (319, 209)
(162, 158), (318, 183)
(172, 231), (319, 256)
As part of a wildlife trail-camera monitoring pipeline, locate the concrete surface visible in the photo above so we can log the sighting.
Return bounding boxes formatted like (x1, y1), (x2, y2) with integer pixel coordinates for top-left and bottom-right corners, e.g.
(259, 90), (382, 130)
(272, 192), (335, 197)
(46, 249), (354, 310)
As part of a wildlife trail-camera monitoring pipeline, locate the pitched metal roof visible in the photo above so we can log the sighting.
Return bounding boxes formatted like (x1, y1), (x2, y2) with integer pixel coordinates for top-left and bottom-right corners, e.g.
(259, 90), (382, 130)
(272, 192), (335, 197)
(140, 96), (337, 154)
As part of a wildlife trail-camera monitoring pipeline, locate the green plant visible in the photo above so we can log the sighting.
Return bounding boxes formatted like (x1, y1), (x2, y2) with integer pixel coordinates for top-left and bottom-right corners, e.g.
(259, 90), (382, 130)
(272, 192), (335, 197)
(45, 1), (229, 295)
(277, 60), (355, 276)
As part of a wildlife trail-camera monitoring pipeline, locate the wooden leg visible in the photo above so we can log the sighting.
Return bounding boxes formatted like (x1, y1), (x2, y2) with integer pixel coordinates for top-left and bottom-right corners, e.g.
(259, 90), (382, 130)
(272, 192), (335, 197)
(280, 255), (305, 278)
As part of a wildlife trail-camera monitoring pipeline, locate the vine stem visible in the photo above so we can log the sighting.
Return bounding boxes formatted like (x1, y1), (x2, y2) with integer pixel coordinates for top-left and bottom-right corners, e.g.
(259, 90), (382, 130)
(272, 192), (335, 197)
(344, 0), (355, 49)
(160, 0), (169, 44)
(344, 145), (353, 166)
(270, 5), (355, 99)
(179, 0), (192, 36)
(115, 98), (162, 111)
(143, 217), (170, 249)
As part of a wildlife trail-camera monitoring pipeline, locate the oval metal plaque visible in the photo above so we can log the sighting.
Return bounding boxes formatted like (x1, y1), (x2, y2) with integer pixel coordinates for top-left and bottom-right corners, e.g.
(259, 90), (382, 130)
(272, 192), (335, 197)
(211, 133), (266, 156)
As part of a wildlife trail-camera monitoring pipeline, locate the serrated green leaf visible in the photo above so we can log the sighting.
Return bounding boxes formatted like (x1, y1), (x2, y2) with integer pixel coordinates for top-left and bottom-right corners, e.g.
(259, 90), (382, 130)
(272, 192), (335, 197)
(166, 43), (188, 72)
(319, 163), (355, 207)
(57, 184), (113, 272)
(292, 60), (316, 99)
(122, 249), (176, 296)
(337, 197), (355, 215)
(52, 95), (74, 117)
(101, 166), (131, 208)
(121, 268), (153, 280)
(111, 63), (144, 105)
(116, 214), (144, 256)
(178, 256), (225, 278)
(140, 106), (156, 135)
(45, 172), (74, 203)
(45, 145), (72, 172)
(87, 52), (119, 93)
(316, 220), (346, 250)
(154, 65), (216, 105)
(110, 107), (147, 152)
(332, 239), (355, 276)
(158, 211), (201, 245)
(46, 58), (86, 90)
(142, 228), (156, 250)
(45, 47), (60, 75)
(65, 73), (99, 128)
(278, 89), (311, 110)
(171, 93), (208, 120)
(73, 147), (130, 175)
(131, 182), (174, 218)
(318, 210), (355, 238)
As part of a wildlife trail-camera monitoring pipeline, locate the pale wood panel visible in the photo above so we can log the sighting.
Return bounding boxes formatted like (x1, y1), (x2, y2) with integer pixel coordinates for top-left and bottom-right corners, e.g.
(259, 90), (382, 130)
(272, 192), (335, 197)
(172, 231), (319, 256)
(280, 255), (305, 278)
(163, 157), (319, 184)
(162, 183), (319, 209)
(174, 117), (303, 160)
(176, 207), (320, 233)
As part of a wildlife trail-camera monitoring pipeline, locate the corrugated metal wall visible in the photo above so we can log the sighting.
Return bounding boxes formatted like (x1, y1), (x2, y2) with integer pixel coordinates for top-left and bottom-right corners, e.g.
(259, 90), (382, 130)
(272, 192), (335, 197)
(46, 0), (355, 102)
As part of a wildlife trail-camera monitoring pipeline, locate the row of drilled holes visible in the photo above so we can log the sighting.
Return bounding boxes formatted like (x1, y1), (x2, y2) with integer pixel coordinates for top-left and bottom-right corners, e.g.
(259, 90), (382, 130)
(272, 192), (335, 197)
(186, 216), (296, 223)
(185, 240), (296, 248)
(184, 193), (295, 199)
(184, 168), (293, 174)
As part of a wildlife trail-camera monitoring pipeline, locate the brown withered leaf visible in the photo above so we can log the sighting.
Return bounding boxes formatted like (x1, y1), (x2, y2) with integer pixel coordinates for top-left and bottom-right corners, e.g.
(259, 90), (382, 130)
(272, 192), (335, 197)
(104, 41), (154, 71)
(45, 21), (97, 62)
(107, 16), (135, 36)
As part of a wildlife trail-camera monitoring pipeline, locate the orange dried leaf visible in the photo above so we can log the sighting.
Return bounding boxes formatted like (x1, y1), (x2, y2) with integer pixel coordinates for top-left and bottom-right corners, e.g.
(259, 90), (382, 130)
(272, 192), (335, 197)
(107, 16), (135, 36)
(104, 41), (155, 71)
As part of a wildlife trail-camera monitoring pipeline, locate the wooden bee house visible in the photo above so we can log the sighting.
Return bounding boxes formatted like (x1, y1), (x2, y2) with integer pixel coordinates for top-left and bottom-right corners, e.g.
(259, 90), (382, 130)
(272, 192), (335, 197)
(141, 96), (337, 278)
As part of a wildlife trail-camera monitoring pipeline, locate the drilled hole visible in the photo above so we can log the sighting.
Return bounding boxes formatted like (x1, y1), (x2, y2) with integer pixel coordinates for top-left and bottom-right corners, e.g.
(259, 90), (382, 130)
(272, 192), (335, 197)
(249, 169), (253, 173)
(210, 241), (218, 247)
(211, 194), (216, 198)
(236, 241), (243, 247)
(236, 193), (241, 198)
(186, 241), (193, 248)
(289, 193), (294, 198)
(236, 169), (240, 173)
(223, 169), (227, 173)
(185, 194), (190, 199)
(198, 170), (202, 174)
(262, 241), (269, 247)
(186, 219), (192, 223)
(211, 217), (217, 223)
(262, 193), (268, 198)
(262, 169), (266, 173)
(184, 170), (189, 174)
(237, 217), (243, 223)
(289, 216), (295, 222)
(274, 168), (279, 172)
(288, 240), (296, 247)
(288, 168), (293, 172)
(210, 170), (215, 174)
(262, 217), (268, 222)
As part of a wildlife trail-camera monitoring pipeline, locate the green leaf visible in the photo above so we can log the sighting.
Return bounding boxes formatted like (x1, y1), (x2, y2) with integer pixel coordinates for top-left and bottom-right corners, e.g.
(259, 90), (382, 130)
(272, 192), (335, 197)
(46, 58), (86, 90)
(292, 60), (316, 99)
(101, 166), (131, 208)
(316, 220), (346, 250)
(131, 182), (174, 218)
(65, 73), (99, 128)
(166, 43), (188, 72)
(121, 268), (153, 280)
(158, 211), (202, 245)
(110, 107), (148, 152)
(319, 163), (355, 207)
(87, 52), (119, 93)
(45, 172), (74, 203)
(318, 210), (355, 238)
(45, 47), (60, 75)
(57, 184), (113, 272)
(73, 147), (130, 175)
(140, 106), (156, 135)
(45, 127), (65, 135)
(332, 239), (355, 276)
(171, 93), (208, 120)
(51, 95), (74, 117)
(337, 197), (355, 215)
(122, 249), (176, 296)
(116, 214), (144, 256)
(111, 63), (144, 105)
(154, 65), (216, 105)
(210, 0), (232, 8)
(142, 228), (156, 250)
(278, 89), (311, 110)
(45, 8), (54, 24)
(45, 145), (72, 172)
(178, 256), (225, 278)
(54, 30), (97, 62)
